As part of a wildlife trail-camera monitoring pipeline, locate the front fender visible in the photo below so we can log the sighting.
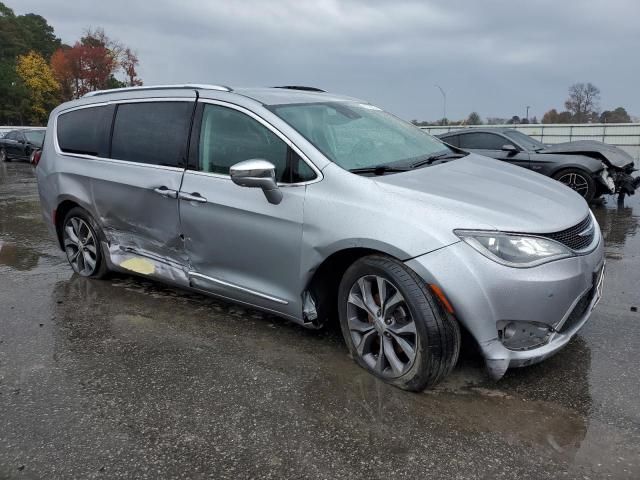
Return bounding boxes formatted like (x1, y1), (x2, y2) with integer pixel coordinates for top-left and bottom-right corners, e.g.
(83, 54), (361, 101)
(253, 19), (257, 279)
(547, 155), (603, 176)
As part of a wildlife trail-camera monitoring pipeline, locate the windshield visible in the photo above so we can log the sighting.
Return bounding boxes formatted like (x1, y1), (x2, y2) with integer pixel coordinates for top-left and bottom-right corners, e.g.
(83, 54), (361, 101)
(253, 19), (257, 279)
(24, 130), (45, 146)
(502, 130), (545, 151)
(269, 102), (452, 170)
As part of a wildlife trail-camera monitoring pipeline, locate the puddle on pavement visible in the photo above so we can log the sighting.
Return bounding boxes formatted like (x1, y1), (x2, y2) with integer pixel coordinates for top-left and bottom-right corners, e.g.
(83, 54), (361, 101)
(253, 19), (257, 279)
(0, 240), (43, 271)
(592, 199), (640, 250)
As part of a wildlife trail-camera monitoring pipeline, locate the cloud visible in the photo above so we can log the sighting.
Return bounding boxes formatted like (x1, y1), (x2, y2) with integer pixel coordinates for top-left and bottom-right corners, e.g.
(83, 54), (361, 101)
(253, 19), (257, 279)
(13, 0), (640, 120)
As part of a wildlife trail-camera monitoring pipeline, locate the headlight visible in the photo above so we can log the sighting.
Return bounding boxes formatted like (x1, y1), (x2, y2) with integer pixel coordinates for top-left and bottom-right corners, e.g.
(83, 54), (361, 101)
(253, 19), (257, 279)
(455, 230), (573, 268)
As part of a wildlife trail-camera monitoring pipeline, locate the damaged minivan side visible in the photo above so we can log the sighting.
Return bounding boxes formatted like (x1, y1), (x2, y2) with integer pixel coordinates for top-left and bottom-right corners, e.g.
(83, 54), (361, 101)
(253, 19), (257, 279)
(36, 85), (605, 391)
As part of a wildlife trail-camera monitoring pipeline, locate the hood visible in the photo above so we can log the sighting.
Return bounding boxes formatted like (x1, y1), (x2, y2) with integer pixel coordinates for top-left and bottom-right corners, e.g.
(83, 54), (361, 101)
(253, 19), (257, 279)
(375, 154), (589, 234)
(540, 140), (634, 168)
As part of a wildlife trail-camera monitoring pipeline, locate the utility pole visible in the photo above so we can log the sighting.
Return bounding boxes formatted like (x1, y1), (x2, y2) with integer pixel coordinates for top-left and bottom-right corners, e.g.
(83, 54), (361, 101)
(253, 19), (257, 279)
(435, 85), (447, 125)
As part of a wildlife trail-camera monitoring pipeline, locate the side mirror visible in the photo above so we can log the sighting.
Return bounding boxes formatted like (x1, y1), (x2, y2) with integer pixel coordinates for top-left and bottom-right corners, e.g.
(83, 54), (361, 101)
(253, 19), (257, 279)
(230, 159), (282, 205)
(501, 144), (518, 154)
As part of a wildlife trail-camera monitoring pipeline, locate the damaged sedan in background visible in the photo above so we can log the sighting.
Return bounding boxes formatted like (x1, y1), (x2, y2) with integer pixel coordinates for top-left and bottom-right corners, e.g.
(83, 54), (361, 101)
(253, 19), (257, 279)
(437, 128), (640, 202)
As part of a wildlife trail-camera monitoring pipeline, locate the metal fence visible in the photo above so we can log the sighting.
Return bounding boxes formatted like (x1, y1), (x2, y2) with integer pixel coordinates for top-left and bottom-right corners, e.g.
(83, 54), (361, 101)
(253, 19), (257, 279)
(421, 123), (640, 165)
(0, 126), (43, 138)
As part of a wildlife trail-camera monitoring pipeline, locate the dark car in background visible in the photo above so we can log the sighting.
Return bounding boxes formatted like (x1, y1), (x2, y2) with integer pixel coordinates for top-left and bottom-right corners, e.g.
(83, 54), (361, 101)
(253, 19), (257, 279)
(437, 128), (639, 202)
(0, 128), (46, 164)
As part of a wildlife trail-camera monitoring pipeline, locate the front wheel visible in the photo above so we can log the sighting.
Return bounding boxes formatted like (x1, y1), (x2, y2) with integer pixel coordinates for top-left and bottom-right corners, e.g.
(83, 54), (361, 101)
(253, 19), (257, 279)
(62, 207), (109, 278)
(552, 168), (596, 202)
(0, 148), (9, 162)
(338, 255), (460, 391)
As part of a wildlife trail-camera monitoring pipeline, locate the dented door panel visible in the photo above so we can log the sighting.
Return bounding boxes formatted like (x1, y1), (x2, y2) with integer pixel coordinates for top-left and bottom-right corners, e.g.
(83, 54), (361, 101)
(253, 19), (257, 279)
(179, 172), (306, 319)
(91, 160), (187, 273)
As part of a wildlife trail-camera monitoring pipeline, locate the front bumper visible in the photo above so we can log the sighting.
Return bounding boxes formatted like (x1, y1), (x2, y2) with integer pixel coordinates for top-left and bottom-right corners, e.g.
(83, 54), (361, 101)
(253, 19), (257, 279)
(406, 232), (605, 380)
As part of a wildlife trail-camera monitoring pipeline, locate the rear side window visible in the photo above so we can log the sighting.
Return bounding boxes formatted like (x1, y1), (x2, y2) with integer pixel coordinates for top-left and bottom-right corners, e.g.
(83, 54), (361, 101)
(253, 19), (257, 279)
(441, 134), (459, 147)
(459, 132), (507, 150)
(57, 106), (111, 156)
(111, 102), (193, 167)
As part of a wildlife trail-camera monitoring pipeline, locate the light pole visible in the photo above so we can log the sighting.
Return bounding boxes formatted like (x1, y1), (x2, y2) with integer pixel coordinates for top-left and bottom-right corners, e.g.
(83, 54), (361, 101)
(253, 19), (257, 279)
(525, 105), (530, 123)
(435, 84), (447, 125)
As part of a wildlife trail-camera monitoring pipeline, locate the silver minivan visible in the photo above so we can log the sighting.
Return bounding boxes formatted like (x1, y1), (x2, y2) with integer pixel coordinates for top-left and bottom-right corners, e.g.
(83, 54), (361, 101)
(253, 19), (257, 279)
(36, 84), (605, 390)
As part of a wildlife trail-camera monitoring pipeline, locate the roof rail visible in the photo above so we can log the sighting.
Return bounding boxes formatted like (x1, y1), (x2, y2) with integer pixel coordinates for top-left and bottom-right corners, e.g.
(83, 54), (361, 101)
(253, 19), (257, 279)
(273, 86), (326, 93)
(83, 84), (233, 98)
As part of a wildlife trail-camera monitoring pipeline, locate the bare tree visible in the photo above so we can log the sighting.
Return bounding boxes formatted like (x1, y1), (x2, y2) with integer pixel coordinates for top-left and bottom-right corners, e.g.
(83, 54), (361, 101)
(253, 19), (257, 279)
(564, 82), (600, 123)
(466, 112), (482, 125)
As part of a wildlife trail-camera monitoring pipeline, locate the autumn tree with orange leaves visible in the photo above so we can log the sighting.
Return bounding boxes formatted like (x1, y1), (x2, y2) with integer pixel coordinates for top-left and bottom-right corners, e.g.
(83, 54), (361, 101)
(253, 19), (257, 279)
(1, 1), (143, 124)
(50, 28), (143, 101)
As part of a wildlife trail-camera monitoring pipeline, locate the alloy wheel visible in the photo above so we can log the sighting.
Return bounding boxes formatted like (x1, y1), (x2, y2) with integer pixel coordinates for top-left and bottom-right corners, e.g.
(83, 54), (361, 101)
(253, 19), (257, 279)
(557, 172), (589, 196)
(346, 275), (417, 378)
(63, 217), (98, 276)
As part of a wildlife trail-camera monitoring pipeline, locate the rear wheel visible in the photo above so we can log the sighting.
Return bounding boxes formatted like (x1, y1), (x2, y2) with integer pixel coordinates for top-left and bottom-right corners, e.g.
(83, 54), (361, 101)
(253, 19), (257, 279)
(0, 148), (9, 162)
(338, 255), (460, 391)
(62, 208), (109, 278)
(552, 168), (596, 202)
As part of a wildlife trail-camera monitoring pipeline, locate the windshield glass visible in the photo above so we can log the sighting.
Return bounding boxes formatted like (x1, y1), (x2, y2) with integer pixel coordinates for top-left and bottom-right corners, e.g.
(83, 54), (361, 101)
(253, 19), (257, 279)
(24, 130), (45, 146)
(503, 130), (545, 151)
(269, 102), (451, 170)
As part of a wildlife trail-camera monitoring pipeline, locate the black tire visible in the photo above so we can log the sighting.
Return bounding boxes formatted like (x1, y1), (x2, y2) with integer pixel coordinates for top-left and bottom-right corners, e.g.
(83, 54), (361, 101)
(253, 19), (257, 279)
(62, 207), (109, 279)
(0, 148), (9, 162)
(338, 254), (460, 391)
(552, 168), (596, 203)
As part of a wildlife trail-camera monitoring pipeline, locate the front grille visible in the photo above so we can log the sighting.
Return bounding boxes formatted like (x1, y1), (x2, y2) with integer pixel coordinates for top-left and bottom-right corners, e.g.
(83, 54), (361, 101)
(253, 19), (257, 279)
(541, 215), (594, 251)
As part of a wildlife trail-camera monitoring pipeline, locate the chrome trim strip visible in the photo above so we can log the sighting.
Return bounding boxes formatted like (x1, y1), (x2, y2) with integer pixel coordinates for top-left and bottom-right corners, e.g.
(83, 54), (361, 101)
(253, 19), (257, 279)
(187, 272), (289, 305)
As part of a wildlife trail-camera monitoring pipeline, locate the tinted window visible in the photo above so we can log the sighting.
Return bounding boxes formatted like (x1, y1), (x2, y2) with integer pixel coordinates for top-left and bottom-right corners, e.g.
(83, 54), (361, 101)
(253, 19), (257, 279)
(459, 132), (510, 150)
(441, 134), (459, 147)
(199, 104), (315, 183)
(57, 106), (111, 156)
(111, 102), (192, 167)
(502, 130), (544, 151)
(4, 131), (16, 140)
(25, 130), (45, 146)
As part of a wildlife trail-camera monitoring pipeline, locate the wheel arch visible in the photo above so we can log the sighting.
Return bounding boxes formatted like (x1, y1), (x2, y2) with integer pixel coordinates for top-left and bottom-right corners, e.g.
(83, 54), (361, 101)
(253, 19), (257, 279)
(303, 247), (395, 326)
(54, 196), (96, 250)
(548, 157), (603, 177)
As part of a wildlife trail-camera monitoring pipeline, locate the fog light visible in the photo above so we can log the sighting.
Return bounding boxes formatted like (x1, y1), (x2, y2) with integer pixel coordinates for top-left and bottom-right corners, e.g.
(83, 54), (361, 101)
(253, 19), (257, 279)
(497, 320), (553, 351)
(502, 322), (517, 340)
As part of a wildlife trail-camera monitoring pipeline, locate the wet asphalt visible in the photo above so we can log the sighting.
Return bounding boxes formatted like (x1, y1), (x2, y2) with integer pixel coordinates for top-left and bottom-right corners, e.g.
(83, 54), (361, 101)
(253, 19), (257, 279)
(0, 161), (639, 480)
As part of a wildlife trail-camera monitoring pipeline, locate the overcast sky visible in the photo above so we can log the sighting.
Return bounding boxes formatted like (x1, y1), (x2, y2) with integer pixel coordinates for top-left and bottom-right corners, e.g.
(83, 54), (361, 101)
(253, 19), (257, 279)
(13, 0), (640, 121)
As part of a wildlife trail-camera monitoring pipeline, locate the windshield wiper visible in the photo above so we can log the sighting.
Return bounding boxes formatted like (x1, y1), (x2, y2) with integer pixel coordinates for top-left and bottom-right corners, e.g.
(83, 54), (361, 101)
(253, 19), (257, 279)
(410, 152), (467, 169)
(349, 165), (410, 175)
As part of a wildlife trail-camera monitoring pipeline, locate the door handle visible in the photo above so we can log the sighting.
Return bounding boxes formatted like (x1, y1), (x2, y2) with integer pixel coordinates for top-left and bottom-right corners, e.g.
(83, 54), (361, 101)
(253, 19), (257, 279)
(178, 192), (207, 203)
(153, 187), (178, 198)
